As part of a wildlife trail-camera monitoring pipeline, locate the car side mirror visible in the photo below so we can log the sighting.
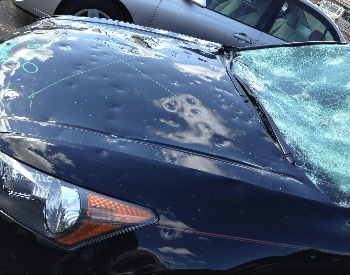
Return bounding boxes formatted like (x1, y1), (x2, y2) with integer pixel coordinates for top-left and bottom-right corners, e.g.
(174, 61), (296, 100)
(189, 0), (206, 8)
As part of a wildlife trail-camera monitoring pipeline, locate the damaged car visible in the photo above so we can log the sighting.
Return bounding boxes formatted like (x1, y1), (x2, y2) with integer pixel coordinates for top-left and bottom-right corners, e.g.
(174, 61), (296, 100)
(0, 16), (350, 274)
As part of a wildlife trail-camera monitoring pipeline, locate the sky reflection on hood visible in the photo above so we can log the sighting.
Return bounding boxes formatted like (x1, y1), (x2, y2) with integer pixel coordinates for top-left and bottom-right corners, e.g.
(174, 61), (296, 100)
(232, 44), (350, 207)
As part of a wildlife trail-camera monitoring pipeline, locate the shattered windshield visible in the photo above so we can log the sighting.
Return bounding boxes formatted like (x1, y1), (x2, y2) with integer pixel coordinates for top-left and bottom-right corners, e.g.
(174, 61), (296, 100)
(232, 44), (350, 207)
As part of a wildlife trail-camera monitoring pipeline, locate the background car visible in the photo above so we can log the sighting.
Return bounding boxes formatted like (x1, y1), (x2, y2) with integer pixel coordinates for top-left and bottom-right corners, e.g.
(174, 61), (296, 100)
(11, 0), (345, 47)
(1, 15), (350, 275)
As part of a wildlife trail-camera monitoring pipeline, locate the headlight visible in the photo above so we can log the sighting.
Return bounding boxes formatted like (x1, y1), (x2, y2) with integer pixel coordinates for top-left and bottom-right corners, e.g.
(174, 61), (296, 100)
(0, 151), (158, 250)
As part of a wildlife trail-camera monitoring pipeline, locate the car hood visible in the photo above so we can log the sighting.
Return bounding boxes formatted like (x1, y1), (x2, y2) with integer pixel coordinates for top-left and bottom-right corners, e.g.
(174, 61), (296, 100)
(232, 43), (350, 207)
(0, 16), (330, 203)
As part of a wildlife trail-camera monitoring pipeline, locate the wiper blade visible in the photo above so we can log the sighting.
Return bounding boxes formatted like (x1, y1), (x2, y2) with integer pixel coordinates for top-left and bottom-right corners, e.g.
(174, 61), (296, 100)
(221, 40), (348, 54)
(233, 73), (295, 164)
(219, 49), (295, 165)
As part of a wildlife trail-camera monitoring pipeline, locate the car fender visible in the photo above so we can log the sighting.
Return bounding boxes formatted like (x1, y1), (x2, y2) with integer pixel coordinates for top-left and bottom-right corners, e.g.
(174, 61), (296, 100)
(116, 0), (163, 26)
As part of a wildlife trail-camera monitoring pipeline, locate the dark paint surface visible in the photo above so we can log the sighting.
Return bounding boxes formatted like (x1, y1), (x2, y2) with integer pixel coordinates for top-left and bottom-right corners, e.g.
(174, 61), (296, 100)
(0, 213), (92, 275)
(0, 16), (350, 274)
(0, 16), (329, 202)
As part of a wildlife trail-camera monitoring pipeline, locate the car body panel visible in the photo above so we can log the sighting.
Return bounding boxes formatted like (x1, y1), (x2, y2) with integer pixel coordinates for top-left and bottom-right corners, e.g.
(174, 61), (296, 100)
(1, 131), (350, 273)
(118, 0), (162, 26)
(0, 210), (94, 275)
(150, 0), (264, 47)
(11, 0), (60, 17)
(11, 0), (163, 23)
(1, 16), (350, 274)
(256, 31), (286, 46)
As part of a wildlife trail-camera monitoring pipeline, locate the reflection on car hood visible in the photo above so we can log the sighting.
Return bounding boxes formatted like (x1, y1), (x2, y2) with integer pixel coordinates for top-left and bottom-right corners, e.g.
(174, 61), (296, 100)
(0, 16), (330, 203)
(232, 44), (350, 207)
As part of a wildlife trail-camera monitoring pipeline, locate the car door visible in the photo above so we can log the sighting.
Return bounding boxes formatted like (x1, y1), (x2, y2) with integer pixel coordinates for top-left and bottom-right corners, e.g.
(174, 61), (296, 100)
(150, 0), (275, 47)
(259, 0), (342, 44)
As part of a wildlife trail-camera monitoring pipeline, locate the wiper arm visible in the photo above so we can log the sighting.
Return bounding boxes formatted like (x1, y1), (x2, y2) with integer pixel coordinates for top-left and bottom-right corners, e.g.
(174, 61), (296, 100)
(219, 49), (295, 165)
(219, 48), (249, 103)
(233, 73), (295, 164)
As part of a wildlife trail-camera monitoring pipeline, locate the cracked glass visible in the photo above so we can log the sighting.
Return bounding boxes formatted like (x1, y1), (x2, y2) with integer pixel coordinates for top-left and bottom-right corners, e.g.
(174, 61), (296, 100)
(232, 44), (350, 207)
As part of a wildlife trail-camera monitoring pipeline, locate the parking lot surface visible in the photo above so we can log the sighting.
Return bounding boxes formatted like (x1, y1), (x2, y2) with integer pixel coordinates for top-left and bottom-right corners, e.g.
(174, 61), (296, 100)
(0, 0), (36, 37)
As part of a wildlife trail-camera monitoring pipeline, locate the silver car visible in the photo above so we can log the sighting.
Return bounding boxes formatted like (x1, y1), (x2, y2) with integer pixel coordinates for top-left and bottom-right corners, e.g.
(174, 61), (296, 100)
(11, 0), (345, 47)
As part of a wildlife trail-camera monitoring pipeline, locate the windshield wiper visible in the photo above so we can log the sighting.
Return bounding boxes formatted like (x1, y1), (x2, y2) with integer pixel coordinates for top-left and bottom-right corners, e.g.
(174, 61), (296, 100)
(220, 41), (348, 54)
(219, 48), (295, 165)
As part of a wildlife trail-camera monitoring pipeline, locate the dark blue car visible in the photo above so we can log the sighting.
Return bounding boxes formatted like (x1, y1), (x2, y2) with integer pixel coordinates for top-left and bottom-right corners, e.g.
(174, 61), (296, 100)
(0, 16), (350, 275)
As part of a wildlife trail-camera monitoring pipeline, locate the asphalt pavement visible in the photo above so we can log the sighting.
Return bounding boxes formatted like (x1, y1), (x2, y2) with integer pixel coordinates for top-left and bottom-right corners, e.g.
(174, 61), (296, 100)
(0, 0), (36, 38)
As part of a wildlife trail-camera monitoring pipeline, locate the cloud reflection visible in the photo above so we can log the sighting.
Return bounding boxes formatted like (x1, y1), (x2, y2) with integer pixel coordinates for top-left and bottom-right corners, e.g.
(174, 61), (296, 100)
(2, 136), (55, 172)
(173, 63), (226, 82)
(153, 94), (239, 147)
(159, 214), (194, 240)
(158, 247), (196, 257)
(162, 149), (226, 177)
(1, 136), (74, 174)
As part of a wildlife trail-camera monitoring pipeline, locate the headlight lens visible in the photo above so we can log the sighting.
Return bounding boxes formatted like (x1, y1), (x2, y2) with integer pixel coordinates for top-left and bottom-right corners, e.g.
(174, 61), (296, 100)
(0, 151), (158, 250)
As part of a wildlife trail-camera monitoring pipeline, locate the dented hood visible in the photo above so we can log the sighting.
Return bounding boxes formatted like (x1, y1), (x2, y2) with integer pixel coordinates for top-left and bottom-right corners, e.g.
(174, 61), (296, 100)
(0, 16), (331, 203)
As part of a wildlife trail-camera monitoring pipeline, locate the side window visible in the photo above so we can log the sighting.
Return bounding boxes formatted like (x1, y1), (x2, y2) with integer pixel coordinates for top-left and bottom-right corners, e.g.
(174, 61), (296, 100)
(303, 10), (335, 41)
(269, 0), (337, 42)
(281, 2), (288, 12)
(206, 0), (272, 27)
(324, 30), (336, 41)
(277, 2), (289, 19)
(303, 10), (326, 34)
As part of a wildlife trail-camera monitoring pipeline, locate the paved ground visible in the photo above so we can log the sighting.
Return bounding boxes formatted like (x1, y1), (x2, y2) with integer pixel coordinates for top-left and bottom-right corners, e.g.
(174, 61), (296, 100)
(0, 0), (36, 37)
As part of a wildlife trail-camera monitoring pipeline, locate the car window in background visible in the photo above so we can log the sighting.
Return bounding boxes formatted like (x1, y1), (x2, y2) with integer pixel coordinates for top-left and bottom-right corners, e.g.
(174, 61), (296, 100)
(207, 0), (273, 27)
(269, 0), (336, 42)
(232, 44), (350, 207)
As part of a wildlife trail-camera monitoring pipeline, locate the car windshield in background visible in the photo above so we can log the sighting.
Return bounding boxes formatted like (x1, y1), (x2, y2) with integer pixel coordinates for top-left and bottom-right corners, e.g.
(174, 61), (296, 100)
(232, 44), (350, 207)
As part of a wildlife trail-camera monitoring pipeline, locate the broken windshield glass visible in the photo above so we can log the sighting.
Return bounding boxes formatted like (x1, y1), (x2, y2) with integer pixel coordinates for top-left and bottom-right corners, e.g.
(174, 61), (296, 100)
(231, 44), (350, 207)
